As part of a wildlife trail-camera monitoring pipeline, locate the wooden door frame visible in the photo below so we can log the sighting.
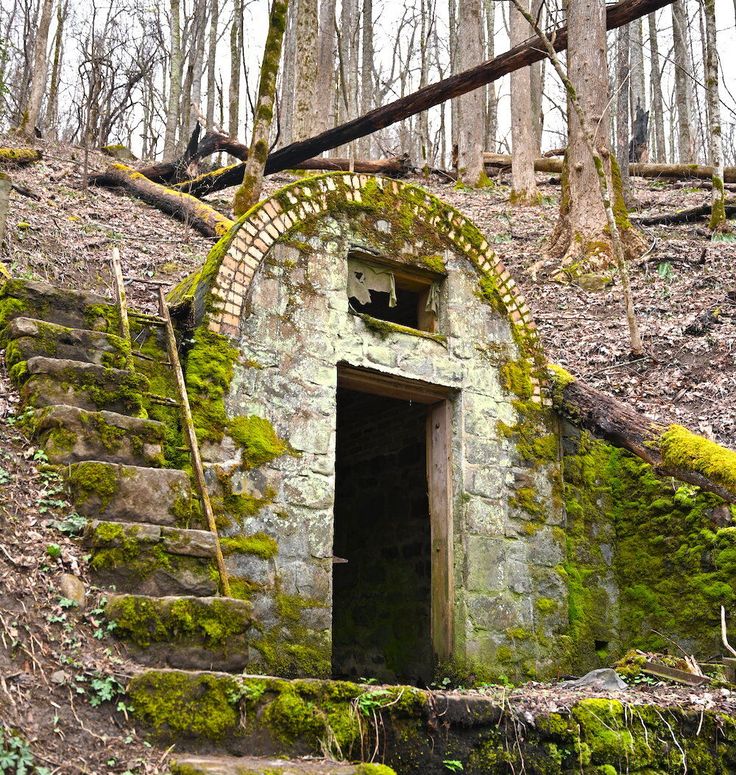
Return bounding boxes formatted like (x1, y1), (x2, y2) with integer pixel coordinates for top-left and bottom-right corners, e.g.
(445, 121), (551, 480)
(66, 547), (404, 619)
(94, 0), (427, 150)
(336, 364), (455, 664)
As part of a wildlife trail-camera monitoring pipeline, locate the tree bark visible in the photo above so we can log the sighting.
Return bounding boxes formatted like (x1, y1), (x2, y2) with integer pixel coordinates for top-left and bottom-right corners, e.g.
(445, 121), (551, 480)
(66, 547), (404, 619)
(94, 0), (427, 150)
(293, 0), (319, 142)
(633, 201), (736, 225)
(483, 0), (498, 153)
(205, 0), (219, 130)
(228, 0), (242, 141)
(164, 0), (183, 159)
(19, 0), (54, 137)
(509, 0), (538, 202)
(529, 0), (544, 152)
(672, 0), (694, 162)
(648, 12), (666, 162)
(45, 0), (67, 139)
(703, 0), (726, 231)
(90, 164), (234, 239)
(261, 0), (676, 176)
(554, 371), (736, 504)
(233, 0), (290, 216)
(615, 23), (632, 204)
(314, 0), (338, 137)
(629, 17), (646, 122)
(456, 0), (485, 185)
(359, 0), (374, 159)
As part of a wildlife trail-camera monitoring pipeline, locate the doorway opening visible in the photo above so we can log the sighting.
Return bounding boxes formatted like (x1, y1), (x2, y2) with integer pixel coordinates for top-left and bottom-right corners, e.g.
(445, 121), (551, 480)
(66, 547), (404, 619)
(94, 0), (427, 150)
(332, 366), (453, 686)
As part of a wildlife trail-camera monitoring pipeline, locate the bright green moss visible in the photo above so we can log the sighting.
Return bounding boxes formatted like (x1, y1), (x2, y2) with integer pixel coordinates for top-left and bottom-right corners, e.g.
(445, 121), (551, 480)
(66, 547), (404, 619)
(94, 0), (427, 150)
(221, 531), (278, 559)
(499, 360), (533, 399)
(356, 312), (447, 344)
(228, 415), (294, 469)
(66, 461), (119, 511)
(355, 765), (397, 775)
(0, 297), (26, 331)
(658, 424), (736, 498)
(106, 595), (252, 649)
(128, 671), (240, 739)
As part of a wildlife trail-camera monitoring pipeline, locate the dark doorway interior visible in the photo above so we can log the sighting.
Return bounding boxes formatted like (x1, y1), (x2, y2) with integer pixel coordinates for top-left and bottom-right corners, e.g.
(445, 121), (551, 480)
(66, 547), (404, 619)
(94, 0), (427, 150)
(332, 387), (433, 685)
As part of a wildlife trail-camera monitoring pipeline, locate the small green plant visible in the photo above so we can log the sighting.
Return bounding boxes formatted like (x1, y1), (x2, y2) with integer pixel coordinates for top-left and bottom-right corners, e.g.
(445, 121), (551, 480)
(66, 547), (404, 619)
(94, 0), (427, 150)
(0, 725), (51, 774)
(88, 673), (125, 707)
(50, 512), (87, 536)
(657, 261), (674, 282)
(0, 466), (11, 485)
(443, 760), (464, 772)
(58, 597), (78, 610)
(356, 689), (392, 716)
(45, 543), (62, 559)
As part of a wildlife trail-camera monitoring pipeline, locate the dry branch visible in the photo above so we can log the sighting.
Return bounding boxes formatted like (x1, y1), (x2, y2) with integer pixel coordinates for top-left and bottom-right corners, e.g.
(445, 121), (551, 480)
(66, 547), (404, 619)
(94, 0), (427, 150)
(90, 163), (234, 239)
(554, 370), (736, 503)
(483, 153), (736, 184)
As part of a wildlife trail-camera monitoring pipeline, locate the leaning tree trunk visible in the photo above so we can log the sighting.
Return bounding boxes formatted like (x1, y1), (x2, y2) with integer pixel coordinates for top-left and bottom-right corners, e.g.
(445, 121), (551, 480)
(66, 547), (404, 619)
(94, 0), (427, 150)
(314, 0), (338, 137)
(456, 0), (486, 185)
(18, 0), (54, 138)
(233, 0), (290, 216)
(703, 0), (726, 231)
(510, 0), (538, 203)
(547, 0), (644, 274)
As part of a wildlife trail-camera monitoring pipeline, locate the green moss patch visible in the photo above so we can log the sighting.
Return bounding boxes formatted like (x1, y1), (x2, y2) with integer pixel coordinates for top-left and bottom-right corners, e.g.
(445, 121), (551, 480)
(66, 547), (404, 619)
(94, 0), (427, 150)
(221, 531), (278, 559)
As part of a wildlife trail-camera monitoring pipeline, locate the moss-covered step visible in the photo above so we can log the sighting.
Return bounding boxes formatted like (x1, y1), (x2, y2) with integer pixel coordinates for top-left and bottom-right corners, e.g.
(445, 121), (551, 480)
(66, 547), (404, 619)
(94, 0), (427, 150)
(15, 356), (148, 415)
(3, 317), (131, 369)
(105, 594), (254, 671)
(30, 405), (166, 466)
(85, 520), (219, 596)
(170, 754), (396, 774)
(128, 670), (736, 774)
(0, 278), (120, 333)
(66, 461), (202, 527)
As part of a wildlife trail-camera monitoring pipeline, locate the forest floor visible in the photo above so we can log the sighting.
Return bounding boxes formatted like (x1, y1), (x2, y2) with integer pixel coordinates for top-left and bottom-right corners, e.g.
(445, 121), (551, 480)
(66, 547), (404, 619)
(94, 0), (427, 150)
(1, 140), (735, 772)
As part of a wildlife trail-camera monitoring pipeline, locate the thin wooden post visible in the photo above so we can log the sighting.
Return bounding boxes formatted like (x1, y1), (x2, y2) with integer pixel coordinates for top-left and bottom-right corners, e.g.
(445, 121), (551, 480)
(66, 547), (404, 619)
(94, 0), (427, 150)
(109, 247), (131, 346)
(157, 287), (232, 597)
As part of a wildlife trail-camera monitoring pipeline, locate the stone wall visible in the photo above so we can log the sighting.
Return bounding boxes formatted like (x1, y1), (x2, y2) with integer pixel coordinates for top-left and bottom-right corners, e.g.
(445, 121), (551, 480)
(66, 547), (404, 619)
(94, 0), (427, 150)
(181, 173), (566, 681)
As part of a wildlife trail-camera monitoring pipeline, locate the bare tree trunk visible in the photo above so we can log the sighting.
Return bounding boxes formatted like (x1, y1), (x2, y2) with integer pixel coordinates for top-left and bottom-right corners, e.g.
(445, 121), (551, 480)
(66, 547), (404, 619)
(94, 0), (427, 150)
(279, 0), (298, 145)
(417, 0), (431, 168)
(672, 0), (694, 162)
(529, 0), (544, 152)
(359, 0), (374, 158)
(233, 0), (290, 216)
(629, 17), (646, 121)
(293, 0), (319, 142)
(448, 0), (459, 155)
(228, 0), (242, 140)
(45, 0), (67, 139)
(456, 0), (485, 185)
(18, 0), (54, 137)
(648, 12), (666, 162)
(205, 0), (219, 129)
(484, 0), (498, 153)
(188, 0), (208, 137)
(510, 0), (538, 202)
(315, 0), (337, 137)
(547, 0), (644, 274)
(513, 0), (643, 354)
(164, 0), (183, 159)
(703, 0), (726, 231)
(615, 23), (632, 204)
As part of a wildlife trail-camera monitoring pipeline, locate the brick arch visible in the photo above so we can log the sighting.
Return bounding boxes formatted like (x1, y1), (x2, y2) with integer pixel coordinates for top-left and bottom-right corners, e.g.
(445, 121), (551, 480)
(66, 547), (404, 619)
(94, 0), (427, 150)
(207, 172), (546, 403)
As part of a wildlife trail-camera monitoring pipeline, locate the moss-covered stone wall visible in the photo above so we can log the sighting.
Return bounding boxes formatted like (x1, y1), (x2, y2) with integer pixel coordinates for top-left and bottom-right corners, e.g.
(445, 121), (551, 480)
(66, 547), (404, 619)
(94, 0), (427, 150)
(562, 421), (736, 672)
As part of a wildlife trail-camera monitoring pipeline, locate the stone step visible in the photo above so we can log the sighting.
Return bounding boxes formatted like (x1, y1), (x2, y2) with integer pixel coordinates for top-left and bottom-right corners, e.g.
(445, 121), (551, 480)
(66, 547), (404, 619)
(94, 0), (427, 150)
(66, 461), (202, 528)
(30, 404), (165, 466)
(0, 278), (120, 333)
(17, 356), (148, 415)
(170, 755), (390, 775)
(85, 520), (218, 596)
(105, 594), (253, 671)
(3, 316), (131, 370)
(126, 669), (429, 759)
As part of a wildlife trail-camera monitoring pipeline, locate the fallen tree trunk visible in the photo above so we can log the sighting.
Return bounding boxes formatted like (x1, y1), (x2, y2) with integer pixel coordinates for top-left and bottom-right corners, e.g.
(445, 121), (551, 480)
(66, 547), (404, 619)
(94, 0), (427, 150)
(91, 164), (234, 239)
(634, 201), (736, 225)
(484, 152), (736, 184)
(174, 155), (413, 197)
(552, 367), (736, 503)
(259, 0), (673, 174)
(0, 148), (43, 166)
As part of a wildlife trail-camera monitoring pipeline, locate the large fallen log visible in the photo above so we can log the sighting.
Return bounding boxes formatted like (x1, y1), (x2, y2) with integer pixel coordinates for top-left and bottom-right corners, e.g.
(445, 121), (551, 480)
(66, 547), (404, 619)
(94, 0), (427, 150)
(174, 155), (413, 197)
(483, 152), (736, 184)
(552, 366), (736, 503)
(0, 148), (43, 166)
(91, 164), (234, 239)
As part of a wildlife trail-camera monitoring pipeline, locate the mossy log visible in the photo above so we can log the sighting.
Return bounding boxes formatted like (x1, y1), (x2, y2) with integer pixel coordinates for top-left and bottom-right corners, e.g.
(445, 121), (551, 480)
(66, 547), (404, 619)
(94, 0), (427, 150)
(89, 163), (234, 239)
(552, 366), (736, 503)
(483, 152), (736, 184)
(0, 147), (43, 166)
